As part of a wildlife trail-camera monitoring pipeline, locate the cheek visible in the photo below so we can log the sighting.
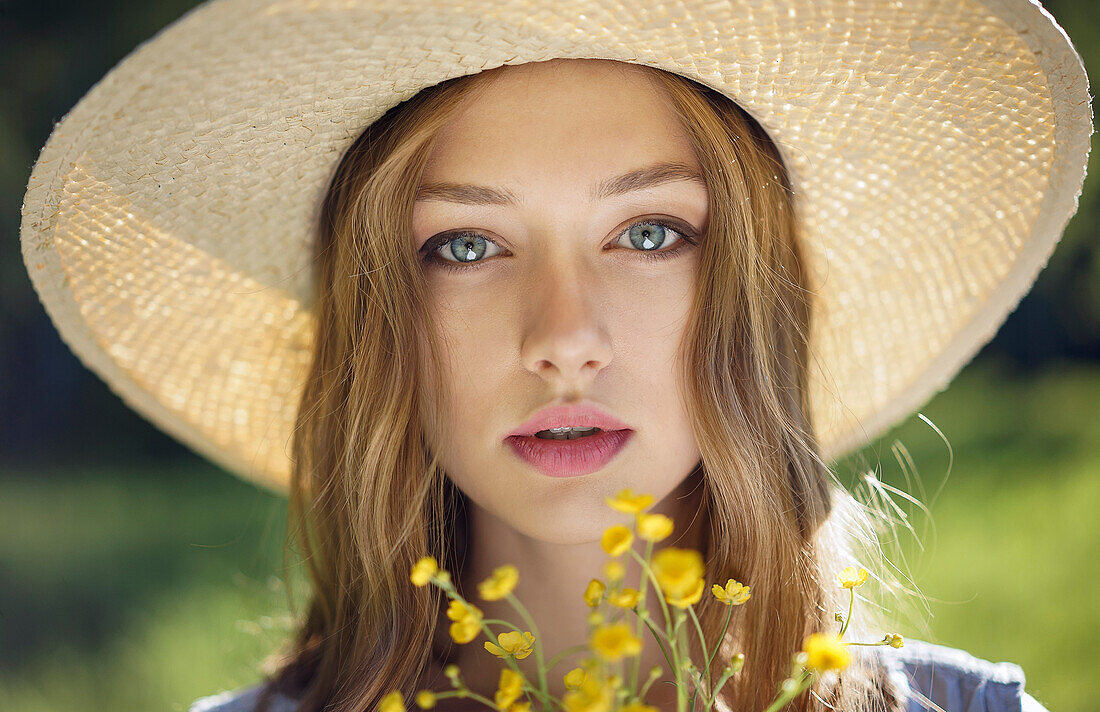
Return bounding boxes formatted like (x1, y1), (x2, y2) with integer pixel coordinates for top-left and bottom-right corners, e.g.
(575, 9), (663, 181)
(418, 287), (514, 488)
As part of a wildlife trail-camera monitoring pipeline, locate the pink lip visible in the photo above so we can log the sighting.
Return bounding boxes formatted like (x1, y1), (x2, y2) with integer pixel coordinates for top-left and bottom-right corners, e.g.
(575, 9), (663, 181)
(504, 403), (634, 478)
(506, 404), (632, 438)
(506, 429), (635, 478)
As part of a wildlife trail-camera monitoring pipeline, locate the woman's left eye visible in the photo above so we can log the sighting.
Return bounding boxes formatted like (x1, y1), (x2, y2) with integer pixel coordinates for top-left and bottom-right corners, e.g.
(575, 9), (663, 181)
(611, 221), (694, 260)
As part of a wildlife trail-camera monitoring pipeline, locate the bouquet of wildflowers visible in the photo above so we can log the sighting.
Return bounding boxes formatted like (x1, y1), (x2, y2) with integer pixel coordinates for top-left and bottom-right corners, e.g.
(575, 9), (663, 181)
(382, 490), (903, 712)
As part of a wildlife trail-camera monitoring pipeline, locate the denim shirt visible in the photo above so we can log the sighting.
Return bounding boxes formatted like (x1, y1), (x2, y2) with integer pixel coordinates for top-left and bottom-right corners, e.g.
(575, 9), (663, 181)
(187, 639), (1048, 712)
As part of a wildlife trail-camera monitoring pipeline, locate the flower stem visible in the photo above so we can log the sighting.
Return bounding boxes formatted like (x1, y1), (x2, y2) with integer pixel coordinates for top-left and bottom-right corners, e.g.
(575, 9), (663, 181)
(686, 606), (711, 696)
(628, 549), (672, 637)
(544, 644), (590, 672)
(708, 604), (734, 669)
(506, 592), (551, 710)
(450, 688), (504, 711)
(762, 672), (812, 712)
(673, 611), (687, 712)
(839, 588), (854, 638)
(632, 610), (675, 673)
(631, 539), (655, 693)
(705, 665), (738, 708)
(483, 618), (525, 629)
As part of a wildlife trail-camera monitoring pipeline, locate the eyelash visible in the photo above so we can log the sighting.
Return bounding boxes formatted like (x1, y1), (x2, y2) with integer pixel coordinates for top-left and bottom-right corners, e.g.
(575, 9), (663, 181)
(420, 219), (698, 273)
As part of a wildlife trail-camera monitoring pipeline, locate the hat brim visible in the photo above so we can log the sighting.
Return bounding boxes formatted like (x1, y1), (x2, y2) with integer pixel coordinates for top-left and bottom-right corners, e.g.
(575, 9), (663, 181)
(20, 0), (1092, 492)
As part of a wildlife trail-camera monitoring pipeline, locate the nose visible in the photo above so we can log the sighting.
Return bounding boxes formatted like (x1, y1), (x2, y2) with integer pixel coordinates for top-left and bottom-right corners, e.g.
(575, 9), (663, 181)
(519, 260), (613, 388)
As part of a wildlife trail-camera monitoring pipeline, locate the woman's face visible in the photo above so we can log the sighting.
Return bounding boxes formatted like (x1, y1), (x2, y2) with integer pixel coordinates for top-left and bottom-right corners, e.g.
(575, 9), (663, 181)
(413, 59), (706, 544)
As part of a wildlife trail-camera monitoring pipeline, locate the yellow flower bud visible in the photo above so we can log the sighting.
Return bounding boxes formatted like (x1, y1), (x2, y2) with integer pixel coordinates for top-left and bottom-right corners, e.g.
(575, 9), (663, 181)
(605, 489), (655, 514)
(445, 599), (484, 644)
(587, 610), (605, 626)
(509, 703), (531, 712)
(562, 673), (614, 712)
(478, 564), (519, 601)
(608, 587), (640, 609)
(602, 559), (625, 582)
(728, 653), (745, 674)
(651, 547), (704, 597)
(886, 633), (904, 648)
(601, 525), (634, 557)
(449, 617), (480, 645)
(415, 691), (436, 710)
(837, 566), (869, 589)
(666, 577), (704, 608)
(410, 556), (438, 587)
(495, 668), (525, 708)
(802, 632), (851, 673)
(379, 691), (405, 712)
(589, 622), (643, 661)
(621, 703), (658, 712)
(583, 579), (606, 607)
(636, 513), (674, 542)
(563, 667), (586, 690)
(443, 664), (461, 681)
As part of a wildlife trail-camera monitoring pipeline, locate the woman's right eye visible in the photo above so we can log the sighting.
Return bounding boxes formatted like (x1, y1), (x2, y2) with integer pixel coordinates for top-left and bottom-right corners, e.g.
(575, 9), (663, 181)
(421, 231), (505, 271)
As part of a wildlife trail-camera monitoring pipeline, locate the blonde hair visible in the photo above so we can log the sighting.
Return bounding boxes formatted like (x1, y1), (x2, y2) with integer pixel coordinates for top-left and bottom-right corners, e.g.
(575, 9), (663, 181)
(255, 62), (910, 712)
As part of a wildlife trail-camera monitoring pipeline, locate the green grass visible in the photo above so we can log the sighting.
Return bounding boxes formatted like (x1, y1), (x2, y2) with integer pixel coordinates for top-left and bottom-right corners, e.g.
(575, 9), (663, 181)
(1, 360), (1097, 711)
(834, 360), (1100, 712)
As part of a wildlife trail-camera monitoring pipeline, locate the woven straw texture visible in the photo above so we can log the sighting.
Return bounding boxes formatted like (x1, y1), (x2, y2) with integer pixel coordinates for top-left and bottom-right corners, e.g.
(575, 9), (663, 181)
(19, 0), (1091, 493)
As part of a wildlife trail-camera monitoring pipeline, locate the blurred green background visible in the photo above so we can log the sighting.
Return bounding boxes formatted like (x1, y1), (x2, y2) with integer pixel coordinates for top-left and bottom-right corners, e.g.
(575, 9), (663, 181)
(1, 1), (1097, 711)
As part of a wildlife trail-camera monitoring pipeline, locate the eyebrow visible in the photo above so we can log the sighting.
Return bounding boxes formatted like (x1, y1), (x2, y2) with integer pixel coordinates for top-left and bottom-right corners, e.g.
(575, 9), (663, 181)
(414, 161), (707, 206)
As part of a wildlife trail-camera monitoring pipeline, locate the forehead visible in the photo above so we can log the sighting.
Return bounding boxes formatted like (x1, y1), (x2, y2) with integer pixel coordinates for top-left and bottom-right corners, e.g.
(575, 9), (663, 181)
(420, 60), (700, 189)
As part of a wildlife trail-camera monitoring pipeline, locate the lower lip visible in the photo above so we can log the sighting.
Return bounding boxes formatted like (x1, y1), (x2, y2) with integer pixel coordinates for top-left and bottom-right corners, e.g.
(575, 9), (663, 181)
(505, 429), (634, 478)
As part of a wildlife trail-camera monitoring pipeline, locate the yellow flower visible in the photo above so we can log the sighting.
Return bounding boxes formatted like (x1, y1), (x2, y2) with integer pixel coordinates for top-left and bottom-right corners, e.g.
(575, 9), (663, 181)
(414, 691), (436, 710)
(562, 674), (615, 712)
(563, 667), (586, 690)
(601, 525), (634, 557)
(478, 564), (520, 601)
(666, 576), (705, 608)
(605, 489), (655, 514)
(712, 579), (751, 606)
(583, 579), (606, 607)
(837, 566), (869, 589)
(886, 633), (905, 648)
(495, 668), (525, 708)
(636, 513), (673, 542)
(802, 632), (851, 673)
(607, 587), (640, 608)
(651, 547), (705, 604)
(622, 703), (659, 712)
(509, 703), (531, 712)
(410, 556), (438, 587)
(446, 599), (483, 644)
(602, 559), (625, 582)
(484, 630), (536, 660)
(379, 691), (405, 712)
(589, 622), (643, 661)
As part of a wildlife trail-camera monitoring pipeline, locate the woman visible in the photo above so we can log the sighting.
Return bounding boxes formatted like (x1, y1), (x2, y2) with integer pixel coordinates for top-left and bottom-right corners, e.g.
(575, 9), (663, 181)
(18, 1), (1089, 711)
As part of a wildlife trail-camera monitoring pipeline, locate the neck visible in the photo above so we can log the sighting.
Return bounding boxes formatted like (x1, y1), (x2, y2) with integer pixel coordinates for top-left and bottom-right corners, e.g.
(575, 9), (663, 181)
(446, 470), (708, 709)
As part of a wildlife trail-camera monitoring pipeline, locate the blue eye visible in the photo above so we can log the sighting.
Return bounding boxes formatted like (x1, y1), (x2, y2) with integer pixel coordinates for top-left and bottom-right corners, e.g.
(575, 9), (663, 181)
(616, 221), (686, 255)
(445, 233), (497, 262)
(420, 219), (696, 273)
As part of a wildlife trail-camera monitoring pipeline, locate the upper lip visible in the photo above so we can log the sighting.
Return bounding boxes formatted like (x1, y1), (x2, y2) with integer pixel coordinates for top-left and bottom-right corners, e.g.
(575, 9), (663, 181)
(506, 403), (633, 438)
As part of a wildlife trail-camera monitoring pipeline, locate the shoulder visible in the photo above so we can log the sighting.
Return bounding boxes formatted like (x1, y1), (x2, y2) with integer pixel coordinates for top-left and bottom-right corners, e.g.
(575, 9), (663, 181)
(187, 682), (300, 712)
(877, 639), (1049, 712)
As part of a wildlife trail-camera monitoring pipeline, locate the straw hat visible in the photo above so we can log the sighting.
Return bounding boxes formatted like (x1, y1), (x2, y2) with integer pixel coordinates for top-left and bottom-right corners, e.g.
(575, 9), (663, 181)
(19, 0), (1091, 493)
